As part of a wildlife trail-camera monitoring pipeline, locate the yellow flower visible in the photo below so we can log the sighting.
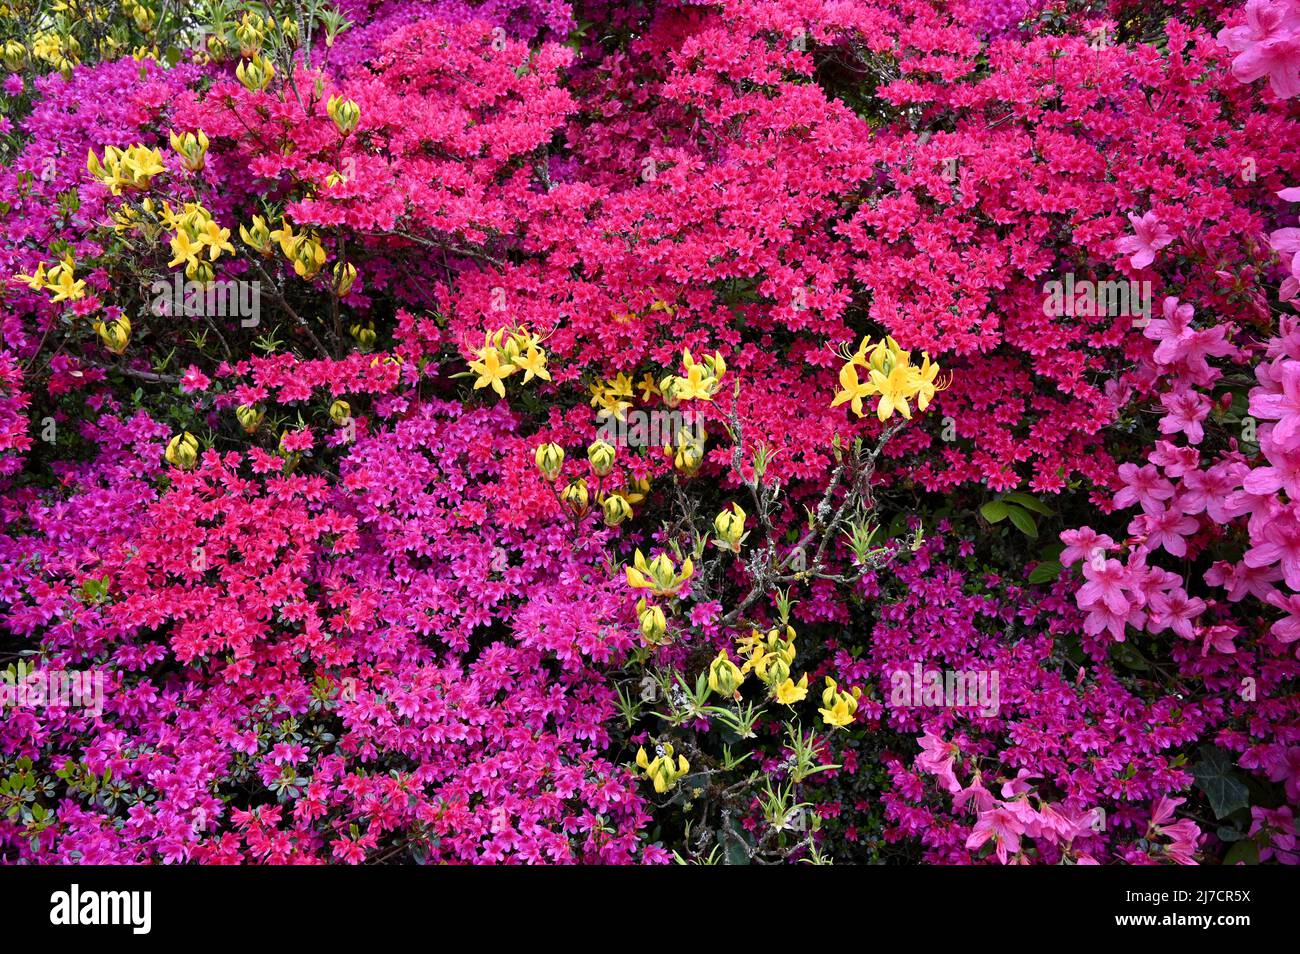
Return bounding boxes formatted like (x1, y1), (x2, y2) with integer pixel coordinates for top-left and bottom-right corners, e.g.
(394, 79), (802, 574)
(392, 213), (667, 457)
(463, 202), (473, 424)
(635, 744), (689, 793)
(534, 443), (565, 481)
(635, 372), (660, 401)
(707, 650), (745, 697)
(44, 257), (86, 302)
(165, 432), (200, 470)
(468, 347), (517, 398)
(775, 673), (809, 706)
(512, 345), (550, 384)
(624, 549), (693, 598)
(87, 144), (164, 195)
(818, 677), (862, 729)
(868, 362), (918, 421)
(830, 361), (877, 418)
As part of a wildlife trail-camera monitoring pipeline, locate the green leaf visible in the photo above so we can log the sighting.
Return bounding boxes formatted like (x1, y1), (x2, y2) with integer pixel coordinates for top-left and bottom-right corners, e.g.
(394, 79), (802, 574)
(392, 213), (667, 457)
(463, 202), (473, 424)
(1193, 747), (1251, 820)
(1028, 560), (1063, 584)
(1006, 505), (1038, 538)
(1223, 840), (1259, 866)
(980, 500), (1009, 523)
(1003, 492), (1054, 515)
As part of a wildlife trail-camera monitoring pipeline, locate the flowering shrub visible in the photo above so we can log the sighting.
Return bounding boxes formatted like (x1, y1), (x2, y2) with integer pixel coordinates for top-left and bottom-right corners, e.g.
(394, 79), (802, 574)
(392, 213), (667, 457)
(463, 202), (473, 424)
(0, 0), (1297, 865)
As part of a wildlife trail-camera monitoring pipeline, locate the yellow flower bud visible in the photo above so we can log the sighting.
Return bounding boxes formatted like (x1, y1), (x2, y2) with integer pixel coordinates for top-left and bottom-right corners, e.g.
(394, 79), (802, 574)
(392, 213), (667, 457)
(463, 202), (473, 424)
(92, 316), (131, 355)
(2, 40), (26, 72)
(235, 404), (264, 434)
(165, 431), (200, 470)
(707, 650), (745, 697)
(329, 400), (351, 425)
(713, 502), (746, 551)
(350, 322), (376, 350)
(587, 439), (616, 477)
(635, 597), (667, 644)
(239, 215), (274, 255)
(169, 130), (209, 173)
(534, 443), (565, 481)
(601, 493), (633, 527)
(326, 94), (361, 135)
(236, 53), (274, 92)
(560, 479), (589, 516)
(333, 261), (357, 297)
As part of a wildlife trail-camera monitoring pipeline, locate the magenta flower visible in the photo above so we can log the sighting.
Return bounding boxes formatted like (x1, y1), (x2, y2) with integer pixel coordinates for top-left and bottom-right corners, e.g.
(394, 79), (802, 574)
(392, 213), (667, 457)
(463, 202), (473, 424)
(1114, 462), (1175, 513)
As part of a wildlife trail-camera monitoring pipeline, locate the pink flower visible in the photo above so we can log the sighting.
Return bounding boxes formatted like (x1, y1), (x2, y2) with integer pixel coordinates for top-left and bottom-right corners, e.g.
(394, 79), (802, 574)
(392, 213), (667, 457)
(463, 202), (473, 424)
(1147, 587), (1206, 640)
(1249, 358), (1300, 449)
(1244, 505), (1300, 588)
(1265, 589), (1300, 644)
(1115, 211), (1173, 269)
(1217, 0), (1300, 98)
(966, 805), (1026, 864)
(1114, 462), (1175, 513)
(1132, 505), (1199, 557)
(1179, 461), (1248, 522)
(1158, 388), (1212, 445)
(917, 732), (962, 794)
(1060, 527), (1114, 567)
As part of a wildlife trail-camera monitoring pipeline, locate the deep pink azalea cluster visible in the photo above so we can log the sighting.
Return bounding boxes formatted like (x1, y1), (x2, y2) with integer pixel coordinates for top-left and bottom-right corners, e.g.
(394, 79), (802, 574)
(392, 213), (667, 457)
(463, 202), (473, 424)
(0, 0), (1298, 864)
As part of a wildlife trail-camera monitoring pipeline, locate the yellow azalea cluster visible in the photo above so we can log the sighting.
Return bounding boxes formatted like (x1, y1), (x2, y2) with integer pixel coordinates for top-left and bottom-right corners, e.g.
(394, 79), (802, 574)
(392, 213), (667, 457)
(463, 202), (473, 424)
(31, 30), (81, 73)
(87, 144), (165, 196)
(164, 202), (234, 282)
(14, 255), (86, 303)
(736, 625), (807, 705)
(92, 315), (130, 355)
(818, 677), (862, 729)
(625, 550), (693, 598)
(831, 336), (950, 422)
(169, 130), (209, 173)
(468, 327), (551, 398)
(635, 743), (690, 794)
(588, 372), (634, 422)
(164, 432), (199, 470)
(659, 348), (726, 407)
(269, 221), (326, 280)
